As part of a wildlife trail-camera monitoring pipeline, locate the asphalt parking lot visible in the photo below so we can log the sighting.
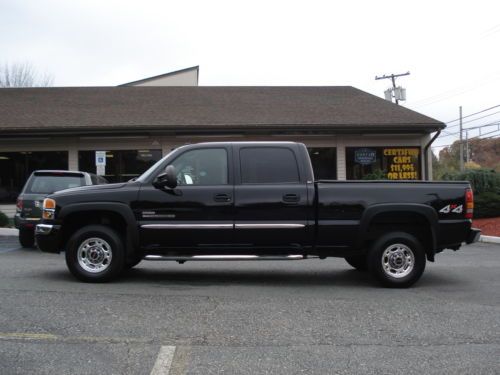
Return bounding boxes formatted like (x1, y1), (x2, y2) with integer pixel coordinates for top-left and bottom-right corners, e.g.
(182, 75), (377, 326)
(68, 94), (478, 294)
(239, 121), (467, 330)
(0, 236), (499, 375)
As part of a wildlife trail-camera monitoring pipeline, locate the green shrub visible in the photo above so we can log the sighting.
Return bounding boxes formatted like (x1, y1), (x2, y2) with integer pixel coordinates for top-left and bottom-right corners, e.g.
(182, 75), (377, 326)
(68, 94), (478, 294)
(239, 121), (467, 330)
(440, 169), (500, 194)
(439, 169), (500, 218)
(0, 211), (8, 227)
(362, 169), (387, 180)
(474, 192), (500, 219)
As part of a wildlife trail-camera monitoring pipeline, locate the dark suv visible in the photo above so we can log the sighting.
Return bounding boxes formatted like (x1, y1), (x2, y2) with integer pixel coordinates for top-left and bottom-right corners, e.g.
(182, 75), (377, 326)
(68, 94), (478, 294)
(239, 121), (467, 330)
(15, 170), (107, 247)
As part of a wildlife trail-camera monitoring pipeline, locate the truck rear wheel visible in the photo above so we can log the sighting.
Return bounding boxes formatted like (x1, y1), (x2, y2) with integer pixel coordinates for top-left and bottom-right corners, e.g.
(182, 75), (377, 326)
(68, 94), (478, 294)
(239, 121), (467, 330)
(65, 225), (125, 282)
(19, 227), (35, 248)
(344, 254), (368, 271)
(368, 232), (426, 288)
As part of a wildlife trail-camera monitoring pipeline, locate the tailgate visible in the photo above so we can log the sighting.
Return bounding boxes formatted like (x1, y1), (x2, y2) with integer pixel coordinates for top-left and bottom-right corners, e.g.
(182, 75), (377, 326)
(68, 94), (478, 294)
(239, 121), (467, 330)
(20, 193), (47, 220)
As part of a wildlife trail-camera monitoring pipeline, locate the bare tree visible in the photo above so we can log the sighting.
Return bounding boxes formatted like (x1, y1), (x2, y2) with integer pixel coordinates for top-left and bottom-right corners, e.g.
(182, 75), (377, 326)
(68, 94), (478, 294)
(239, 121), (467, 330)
(0, 62), (54, 87)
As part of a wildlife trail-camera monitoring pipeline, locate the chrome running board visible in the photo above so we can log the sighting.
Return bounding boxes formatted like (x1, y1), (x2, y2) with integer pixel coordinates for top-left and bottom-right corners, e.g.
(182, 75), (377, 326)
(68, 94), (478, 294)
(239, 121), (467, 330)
(144, 254), (312, 261)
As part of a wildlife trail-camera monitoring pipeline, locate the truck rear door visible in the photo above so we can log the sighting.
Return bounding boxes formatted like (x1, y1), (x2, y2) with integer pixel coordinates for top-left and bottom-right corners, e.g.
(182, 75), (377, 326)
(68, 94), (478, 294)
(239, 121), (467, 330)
(232, 144), (310, 250)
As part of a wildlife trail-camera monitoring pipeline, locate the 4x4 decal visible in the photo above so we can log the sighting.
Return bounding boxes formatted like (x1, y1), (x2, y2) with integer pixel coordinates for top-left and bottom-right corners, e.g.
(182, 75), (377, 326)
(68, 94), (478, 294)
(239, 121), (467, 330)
(439, 204), (463, 214)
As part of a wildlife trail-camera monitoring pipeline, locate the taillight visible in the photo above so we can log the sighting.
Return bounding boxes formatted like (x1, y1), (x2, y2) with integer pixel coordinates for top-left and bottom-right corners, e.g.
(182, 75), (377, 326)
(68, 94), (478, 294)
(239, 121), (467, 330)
(465, 188), (474, 219)
(16, 198), (23, 212)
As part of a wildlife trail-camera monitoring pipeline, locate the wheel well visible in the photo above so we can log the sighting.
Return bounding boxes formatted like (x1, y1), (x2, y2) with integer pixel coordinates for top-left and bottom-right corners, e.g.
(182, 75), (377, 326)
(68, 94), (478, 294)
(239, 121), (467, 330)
(365, 211), (435, 261)
(61, 210), (127, 246)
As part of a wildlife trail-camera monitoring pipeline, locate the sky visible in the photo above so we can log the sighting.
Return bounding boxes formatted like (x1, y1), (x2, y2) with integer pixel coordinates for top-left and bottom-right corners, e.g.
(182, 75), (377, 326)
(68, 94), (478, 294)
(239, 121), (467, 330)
(1, 0), (499, 152)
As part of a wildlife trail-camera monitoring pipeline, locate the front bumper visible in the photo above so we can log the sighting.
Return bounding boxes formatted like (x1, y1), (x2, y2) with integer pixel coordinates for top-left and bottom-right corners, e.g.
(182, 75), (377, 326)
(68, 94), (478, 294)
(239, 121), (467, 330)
(466, 228), (481, 244)
(14, 214), (41, 230)
(35, 224), (62, 253)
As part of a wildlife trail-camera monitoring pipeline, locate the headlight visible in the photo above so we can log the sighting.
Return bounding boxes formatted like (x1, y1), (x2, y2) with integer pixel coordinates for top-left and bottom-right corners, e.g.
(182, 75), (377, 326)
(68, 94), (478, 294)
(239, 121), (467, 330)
(42, 198), (56, 220)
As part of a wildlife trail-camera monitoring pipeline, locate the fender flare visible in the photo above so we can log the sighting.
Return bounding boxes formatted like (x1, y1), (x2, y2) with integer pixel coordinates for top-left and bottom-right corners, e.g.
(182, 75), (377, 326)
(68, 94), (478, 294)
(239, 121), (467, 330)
(59, 202), (139, 259)
(357, 203), (438, 261)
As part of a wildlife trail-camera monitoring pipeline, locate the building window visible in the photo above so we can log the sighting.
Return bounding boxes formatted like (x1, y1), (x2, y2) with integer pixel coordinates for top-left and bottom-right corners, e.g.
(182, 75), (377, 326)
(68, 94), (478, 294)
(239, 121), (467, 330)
(78, 149), (162, 183)
(0, 151), (68, 203)
(307, 148), (337, 180)
(346, 147), (421, 180)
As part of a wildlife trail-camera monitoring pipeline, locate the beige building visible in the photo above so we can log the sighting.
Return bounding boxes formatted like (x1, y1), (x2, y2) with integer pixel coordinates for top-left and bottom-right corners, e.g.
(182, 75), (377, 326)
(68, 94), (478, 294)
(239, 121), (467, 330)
(0, 67), (444, 204)
(120, 65), (199, 87)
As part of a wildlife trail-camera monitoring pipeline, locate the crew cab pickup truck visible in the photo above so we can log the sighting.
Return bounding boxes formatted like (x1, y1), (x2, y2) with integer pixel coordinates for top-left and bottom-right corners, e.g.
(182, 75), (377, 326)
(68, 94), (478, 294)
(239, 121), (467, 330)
(36, 142), (480, 287)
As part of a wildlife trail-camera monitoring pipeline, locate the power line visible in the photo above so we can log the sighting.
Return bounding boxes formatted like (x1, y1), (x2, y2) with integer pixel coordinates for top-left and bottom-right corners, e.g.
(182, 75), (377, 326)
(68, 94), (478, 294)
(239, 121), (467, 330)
(410, 73), (500, 109)
(445, 104), (500, 126)
(463, 121), (500, 132)
(481, 23), (500, 38)
(439, 120), (500, 138)
(480, 133), (500, 140)
(468, 127), (500, 140)
(460, 109), (500, 125)
(432, 129), (500, 148)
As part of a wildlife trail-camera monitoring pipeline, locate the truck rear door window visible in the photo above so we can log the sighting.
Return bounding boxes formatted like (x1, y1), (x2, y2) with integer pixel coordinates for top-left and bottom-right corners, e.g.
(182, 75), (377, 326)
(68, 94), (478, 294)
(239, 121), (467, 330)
(240, 147), (300, 184)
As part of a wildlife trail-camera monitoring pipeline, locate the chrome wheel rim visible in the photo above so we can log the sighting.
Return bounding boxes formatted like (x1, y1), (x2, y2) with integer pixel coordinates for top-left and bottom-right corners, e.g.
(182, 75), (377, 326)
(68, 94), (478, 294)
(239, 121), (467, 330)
(381, 243), (414, 279)
(77, 237), (112, 273)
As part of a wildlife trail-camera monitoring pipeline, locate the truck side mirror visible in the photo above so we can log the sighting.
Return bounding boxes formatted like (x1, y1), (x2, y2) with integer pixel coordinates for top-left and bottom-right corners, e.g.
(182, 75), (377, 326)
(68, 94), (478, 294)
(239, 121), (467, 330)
(153, 165), (178, 189)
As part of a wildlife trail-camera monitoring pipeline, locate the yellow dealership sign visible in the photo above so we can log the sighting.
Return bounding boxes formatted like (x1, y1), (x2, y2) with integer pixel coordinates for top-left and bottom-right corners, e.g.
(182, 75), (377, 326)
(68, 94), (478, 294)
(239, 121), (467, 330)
(384, 148), (420, 180)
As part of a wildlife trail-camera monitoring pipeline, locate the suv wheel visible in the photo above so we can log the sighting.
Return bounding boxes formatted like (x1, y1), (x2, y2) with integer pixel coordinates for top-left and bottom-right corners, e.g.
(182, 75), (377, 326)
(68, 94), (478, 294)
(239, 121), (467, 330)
(65, 225), (125, 282)
(19, 227), (35, 248)
(368, 232), (426, 288)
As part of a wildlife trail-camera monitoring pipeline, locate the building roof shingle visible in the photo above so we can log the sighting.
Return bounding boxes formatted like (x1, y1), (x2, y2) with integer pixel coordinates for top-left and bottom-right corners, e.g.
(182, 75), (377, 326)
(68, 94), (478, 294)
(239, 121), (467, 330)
(0, 86), (444, 135)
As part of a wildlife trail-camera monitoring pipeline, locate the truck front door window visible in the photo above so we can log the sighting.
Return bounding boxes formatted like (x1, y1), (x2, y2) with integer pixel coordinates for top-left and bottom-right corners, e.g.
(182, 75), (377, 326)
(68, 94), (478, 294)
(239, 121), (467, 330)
(171, 148), (228, 186)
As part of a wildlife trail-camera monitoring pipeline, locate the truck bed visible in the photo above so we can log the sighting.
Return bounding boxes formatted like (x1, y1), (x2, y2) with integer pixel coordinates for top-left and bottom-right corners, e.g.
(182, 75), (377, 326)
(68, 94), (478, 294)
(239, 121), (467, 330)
(314, 180), (471, 254)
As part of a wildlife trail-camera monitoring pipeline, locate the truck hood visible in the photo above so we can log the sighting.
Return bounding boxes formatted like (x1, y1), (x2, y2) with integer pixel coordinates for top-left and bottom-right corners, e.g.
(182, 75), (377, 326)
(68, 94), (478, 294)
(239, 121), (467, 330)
(52, 182), (129, 196)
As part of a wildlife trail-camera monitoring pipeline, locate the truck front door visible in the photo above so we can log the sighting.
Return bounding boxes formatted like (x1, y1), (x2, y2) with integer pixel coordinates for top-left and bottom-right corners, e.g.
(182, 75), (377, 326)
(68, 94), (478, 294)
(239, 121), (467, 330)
(137, 146), (234, 250)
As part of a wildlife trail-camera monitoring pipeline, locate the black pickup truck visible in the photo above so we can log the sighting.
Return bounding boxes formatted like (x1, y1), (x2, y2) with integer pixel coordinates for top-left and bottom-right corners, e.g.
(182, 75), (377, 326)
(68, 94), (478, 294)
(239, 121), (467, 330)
(36, 142), (480, 287)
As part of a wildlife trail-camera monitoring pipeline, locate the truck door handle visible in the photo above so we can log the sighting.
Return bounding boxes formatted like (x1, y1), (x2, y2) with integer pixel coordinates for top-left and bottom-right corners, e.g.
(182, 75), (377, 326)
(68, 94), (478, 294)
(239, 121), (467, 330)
(214, 193), (232, 202)
(282, 193), (300, 203)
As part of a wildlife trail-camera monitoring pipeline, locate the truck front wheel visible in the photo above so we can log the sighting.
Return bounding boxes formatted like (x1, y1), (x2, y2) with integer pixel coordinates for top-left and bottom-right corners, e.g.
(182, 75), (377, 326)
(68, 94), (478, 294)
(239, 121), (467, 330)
(368, 232), (426, 288)
(65, 225), (125, 282)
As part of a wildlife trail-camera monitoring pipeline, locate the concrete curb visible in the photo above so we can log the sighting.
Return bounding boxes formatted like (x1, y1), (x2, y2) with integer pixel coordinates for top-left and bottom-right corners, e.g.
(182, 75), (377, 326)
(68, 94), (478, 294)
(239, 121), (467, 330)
(0, 228), (18, 236)
(480, 235), (500, 244)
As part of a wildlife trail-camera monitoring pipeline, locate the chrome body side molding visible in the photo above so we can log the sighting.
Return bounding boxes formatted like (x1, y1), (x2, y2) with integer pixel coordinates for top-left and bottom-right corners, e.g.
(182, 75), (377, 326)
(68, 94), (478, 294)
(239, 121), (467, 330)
(235, 223), (305, 229)
(141, 224), (233, 229)
(141, 223), (305, 229)
(144, 254), (309, 261)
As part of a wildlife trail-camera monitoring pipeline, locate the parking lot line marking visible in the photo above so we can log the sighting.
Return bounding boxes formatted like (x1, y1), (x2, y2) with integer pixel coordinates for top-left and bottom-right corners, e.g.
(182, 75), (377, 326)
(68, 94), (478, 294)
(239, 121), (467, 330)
(0, 332), (58, 340)
(0, 248), (20, 254)
(150, 346), (176, 375)
(0, 331), (154, 344)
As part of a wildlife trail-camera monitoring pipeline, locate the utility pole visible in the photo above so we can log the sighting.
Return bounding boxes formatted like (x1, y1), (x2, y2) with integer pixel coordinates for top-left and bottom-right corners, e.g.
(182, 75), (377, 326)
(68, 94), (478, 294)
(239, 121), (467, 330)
(465, 130), (469, 163)
(375, 72), (410, 105)
(459, 106), (464, 171)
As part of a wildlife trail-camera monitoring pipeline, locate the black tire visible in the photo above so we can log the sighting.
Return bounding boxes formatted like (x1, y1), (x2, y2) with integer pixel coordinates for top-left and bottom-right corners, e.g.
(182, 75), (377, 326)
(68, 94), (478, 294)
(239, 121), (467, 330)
(368, 231), (426, 288)
(65, 225), (125, 283)
(125, 255), (142, 270)
(345, 254), (368, 271)
(19, 227), (35, 248)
